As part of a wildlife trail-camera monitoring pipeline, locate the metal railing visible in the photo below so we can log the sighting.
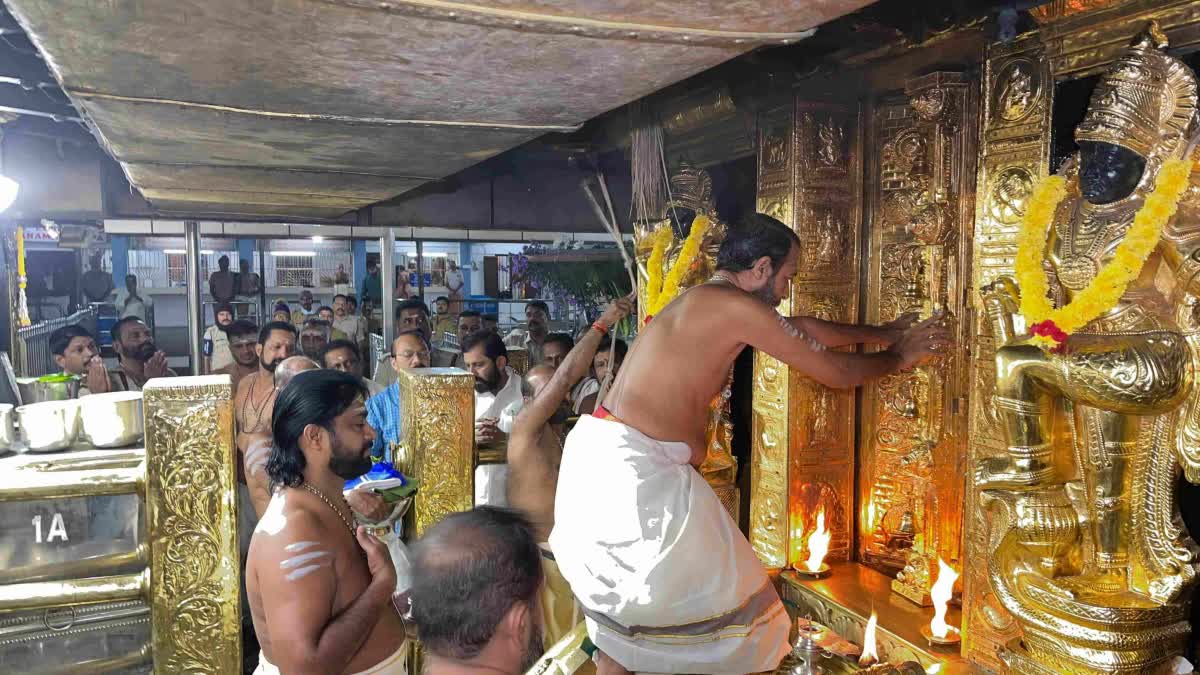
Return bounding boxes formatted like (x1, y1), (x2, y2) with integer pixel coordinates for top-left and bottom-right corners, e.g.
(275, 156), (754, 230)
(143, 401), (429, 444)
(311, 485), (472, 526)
(15, 307), (97, 377)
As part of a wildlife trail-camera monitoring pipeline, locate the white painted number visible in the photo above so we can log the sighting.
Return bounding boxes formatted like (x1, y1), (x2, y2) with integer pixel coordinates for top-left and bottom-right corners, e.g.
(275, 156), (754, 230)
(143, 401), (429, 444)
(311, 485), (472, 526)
(31, 513), (69, 543)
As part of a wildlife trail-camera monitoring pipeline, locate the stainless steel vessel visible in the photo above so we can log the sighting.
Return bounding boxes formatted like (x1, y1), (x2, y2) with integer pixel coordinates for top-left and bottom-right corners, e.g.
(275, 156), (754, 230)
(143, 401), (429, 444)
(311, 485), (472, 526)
(0, 404), (13, 450)
(79, 392), (144, 448)
(16, 400), (81, 452)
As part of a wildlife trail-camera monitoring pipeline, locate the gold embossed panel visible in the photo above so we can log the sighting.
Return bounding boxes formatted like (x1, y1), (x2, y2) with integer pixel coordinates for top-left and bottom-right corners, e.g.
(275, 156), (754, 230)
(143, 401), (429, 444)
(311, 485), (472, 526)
(143, 375), (241, 674)
(963, 34), (1052, 673)
(751, 102), (797, 569)
(398, 367), (476, 537)
(858, 74), (976, 594)
(750, 97), (862, 570)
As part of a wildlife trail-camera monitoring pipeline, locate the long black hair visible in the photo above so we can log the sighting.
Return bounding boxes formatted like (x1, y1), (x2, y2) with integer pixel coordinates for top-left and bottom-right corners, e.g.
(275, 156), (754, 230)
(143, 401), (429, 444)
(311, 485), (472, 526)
(266, 369), (367, 489)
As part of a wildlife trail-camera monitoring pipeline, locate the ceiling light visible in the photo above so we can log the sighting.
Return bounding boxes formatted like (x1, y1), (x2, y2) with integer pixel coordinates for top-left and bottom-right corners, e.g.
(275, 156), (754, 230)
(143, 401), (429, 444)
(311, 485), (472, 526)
(164, 249), (215, 255)
(0, 175), (19, 213)
(270, 250), (315, 257)
(311, 236), (324, 243)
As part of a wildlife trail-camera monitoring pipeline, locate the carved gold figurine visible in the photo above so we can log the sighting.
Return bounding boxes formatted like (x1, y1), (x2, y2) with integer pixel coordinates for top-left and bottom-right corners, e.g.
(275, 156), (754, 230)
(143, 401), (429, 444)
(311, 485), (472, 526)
(634, 165), (737, 518)
(978, 24), (1200, 674)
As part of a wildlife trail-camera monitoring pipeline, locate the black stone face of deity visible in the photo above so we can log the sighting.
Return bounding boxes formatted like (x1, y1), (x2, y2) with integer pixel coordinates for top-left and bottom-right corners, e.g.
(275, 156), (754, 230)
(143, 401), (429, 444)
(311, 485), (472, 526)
(1078, 140), (1146, 205)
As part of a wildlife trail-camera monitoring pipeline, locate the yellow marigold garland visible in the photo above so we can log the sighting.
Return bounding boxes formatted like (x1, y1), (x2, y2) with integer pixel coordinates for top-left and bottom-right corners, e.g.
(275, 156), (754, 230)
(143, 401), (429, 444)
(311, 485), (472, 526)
(1015, 156), (1195, 351)
(645, 226), (671, 314)
(644, 215), (711, 320)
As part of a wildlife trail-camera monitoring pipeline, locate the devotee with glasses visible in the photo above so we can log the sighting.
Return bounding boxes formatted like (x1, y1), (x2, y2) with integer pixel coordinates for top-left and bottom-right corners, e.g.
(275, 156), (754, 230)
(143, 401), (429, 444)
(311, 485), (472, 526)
(550, 213), (950, 674)
(365, 329), (431, 462)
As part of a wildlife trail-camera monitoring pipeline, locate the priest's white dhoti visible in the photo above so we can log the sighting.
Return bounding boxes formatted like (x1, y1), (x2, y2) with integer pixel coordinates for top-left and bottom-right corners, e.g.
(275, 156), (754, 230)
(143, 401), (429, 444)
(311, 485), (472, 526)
(549, 415), (791, 675)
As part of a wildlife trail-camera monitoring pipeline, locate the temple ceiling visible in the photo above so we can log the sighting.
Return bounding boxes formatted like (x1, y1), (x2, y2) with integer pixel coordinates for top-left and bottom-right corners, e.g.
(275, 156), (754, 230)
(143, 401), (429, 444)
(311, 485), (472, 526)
(2, 0), (873, 220)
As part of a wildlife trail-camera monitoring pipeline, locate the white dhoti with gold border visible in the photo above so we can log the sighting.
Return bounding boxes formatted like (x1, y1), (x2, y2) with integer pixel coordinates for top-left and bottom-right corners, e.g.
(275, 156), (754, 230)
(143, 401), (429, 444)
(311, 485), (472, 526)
(549, 415), (790, 675)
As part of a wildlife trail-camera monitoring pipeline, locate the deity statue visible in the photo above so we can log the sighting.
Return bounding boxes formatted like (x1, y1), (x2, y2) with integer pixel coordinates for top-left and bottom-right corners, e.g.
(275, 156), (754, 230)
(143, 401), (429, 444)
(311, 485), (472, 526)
(978, 24), (1200, 673)
(633, 165), (737, 517)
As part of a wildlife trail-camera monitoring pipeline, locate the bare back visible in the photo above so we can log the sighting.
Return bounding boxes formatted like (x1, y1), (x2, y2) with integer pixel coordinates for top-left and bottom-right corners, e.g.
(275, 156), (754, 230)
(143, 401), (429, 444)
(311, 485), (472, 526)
(247, 490), (405, 673)
(603, 286), (746, 464)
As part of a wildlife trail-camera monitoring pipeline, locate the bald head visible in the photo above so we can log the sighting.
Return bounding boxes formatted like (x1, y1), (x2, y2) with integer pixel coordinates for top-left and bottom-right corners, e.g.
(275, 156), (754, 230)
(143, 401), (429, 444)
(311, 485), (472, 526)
(524, 364), (555, 396)
(273, 355), (320, 389)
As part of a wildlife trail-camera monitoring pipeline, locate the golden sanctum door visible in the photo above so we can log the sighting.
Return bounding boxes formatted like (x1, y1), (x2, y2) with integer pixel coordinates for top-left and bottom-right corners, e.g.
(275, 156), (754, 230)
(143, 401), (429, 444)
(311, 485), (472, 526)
(858, 74), (976, 605)
(749, 75), (975, 598)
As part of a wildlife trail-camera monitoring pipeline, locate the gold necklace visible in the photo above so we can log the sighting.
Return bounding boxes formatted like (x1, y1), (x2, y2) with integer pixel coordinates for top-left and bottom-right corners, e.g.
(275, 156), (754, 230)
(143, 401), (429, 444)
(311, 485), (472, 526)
(300, 482), (356, 535)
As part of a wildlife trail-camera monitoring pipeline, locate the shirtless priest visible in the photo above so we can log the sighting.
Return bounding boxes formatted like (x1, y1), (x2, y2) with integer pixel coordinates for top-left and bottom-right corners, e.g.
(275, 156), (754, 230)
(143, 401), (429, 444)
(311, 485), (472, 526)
(247, 369), (408, 675)
(550, 213), (950, 674)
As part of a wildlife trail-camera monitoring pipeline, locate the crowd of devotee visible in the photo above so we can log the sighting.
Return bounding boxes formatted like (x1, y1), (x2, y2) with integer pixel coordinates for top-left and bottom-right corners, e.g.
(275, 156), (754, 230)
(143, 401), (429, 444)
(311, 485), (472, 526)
(39, 216), (951, 675)
(45, 270), (634, 674)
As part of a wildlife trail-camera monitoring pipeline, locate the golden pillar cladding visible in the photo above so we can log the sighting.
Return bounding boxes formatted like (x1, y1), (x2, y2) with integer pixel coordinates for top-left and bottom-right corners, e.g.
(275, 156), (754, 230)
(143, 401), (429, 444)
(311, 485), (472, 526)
(398, 367), (475, 536)
(143, 375), (241, 674)
(751, 97), (862, 570)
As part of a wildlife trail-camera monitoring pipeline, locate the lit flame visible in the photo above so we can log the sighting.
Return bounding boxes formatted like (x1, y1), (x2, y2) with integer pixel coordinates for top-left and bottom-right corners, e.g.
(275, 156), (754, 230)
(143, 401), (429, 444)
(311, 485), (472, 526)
(858, 611), (879, 666)
(930, 558), (959, 639)
(926, 664), (943, 674)
(805, 509), (831, 573)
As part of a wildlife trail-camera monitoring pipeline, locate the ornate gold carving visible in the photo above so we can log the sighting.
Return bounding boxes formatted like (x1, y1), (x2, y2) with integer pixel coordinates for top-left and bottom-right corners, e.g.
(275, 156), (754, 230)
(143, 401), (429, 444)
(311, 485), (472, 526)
(142, 376), (241, 674)
(762, 127), (790, 173)
(749, 98), (861, 571)
(661, 87), (738, 136)
(971, 26), (1200, 673)
(398, 368), (475, 536)
(816, 116), (845, 167)
(859, 75), (974, 606)
(987, 166), (1035, 225)
(750, 352), (790, 568)
(963, 34), (1053, 671)
(1075, 22), (1196, 158)
(996, 60), (1041, 122)
(1030, 0), (1124, 24)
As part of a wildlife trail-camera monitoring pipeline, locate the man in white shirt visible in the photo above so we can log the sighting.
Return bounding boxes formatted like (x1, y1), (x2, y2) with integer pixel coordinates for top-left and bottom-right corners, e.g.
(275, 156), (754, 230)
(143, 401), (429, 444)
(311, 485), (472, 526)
(462, 330), (525, 507)
(445, 260), (465, 313)
(113, 274), (153, 328)
(202, 302), (236, 373)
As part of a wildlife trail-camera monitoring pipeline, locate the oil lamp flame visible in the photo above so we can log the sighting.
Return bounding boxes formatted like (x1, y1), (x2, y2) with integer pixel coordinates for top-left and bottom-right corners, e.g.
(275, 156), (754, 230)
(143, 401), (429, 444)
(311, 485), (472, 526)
(858, 611), (879, 666)
(805, 509), (831, 574)
(930, 558), (959, 639)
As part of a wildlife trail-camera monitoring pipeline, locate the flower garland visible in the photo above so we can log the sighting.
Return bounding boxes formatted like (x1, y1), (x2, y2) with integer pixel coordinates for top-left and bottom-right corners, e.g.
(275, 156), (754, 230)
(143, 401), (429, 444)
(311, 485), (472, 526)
(1015, 156), (1195, 351)
(644, 215), (711, 321)
(644, 226), (672, 316)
